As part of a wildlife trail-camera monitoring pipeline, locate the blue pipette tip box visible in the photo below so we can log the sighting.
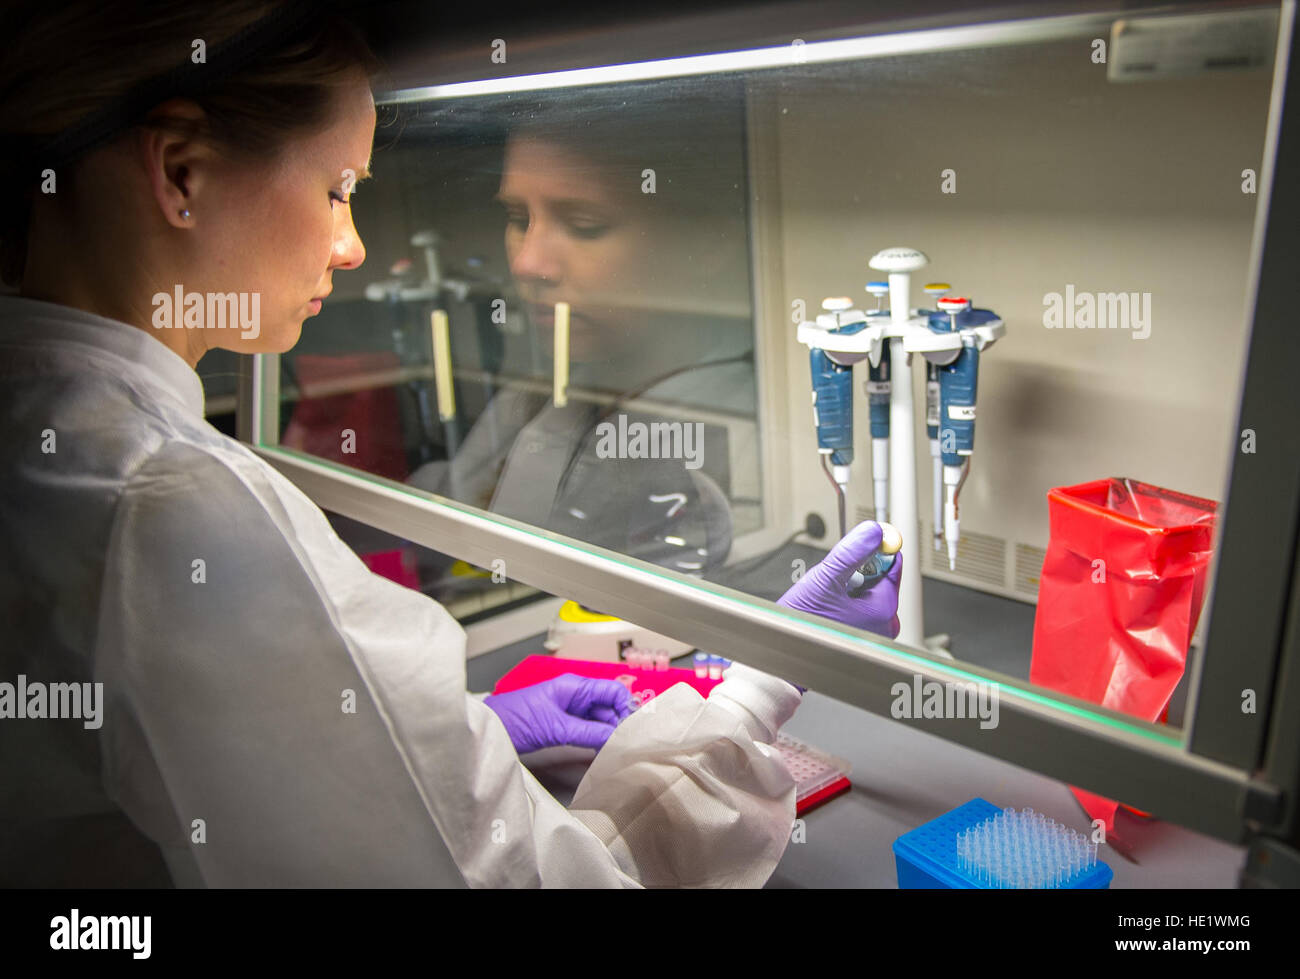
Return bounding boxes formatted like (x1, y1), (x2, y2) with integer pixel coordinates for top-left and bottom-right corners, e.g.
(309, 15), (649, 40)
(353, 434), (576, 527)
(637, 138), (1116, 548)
(893, 798), (1113, 889)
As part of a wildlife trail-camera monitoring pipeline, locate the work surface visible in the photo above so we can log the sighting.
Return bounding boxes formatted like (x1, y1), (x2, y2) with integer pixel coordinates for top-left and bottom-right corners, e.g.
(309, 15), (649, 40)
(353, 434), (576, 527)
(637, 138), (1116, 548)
(467, 572), (1242, 887)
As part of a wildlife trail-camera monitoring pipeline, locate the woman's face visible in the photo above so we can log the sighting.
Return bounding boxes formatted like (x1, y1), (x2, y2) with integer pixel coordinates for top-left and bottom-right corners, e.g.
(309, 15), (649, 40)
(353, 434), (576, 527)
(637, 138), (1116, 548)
(496, 136), (651, 363)
(187, 74), (376, 356)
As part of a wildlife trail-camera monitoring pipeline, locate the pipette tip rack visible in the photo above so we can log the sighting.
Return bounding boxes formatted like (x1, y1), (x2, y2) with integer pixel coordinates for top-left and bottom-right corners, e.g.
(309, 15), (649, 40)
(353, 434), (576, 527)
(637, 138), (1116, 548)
(893, 797), (1114, 889)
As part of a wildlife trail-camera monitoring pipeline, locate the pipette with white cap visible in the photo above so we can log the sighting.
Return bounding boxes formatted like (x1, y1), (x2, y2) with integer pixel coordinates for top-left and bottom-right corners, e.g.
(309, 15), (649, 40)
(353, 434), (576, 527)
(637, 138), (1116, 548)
(809, 297), (858, 537)
(864, 281), (891, 524)
(922, 283), (950, 553)
(936, 296), (976, 571)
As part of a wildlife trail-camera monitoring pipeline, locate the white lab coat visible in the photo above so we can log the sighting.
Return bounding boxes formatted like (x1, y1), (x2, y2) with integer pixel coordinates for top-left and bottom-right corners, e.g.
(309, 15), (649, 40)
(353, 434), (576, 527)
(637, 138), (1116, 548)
(0, 295), (800, 888)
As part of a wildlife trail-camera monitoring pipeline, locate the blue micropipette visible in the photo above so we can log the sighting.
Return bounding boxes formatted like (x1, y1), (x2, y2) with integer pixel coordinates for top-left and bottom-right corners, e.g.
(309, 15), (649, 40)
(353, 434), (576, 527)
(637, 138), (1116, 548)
(932, 296), (1000, 570)
(923, 283), (950, 552)
(808, 297), (868, 537)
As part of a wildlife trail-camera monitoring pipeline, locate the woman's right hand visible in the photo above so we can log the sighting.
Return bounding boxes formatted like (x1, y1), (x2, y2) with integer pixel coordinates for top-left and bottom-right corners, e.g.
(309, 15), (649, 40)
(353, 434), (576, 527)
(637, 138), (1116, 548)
(775, 521), (902, 638)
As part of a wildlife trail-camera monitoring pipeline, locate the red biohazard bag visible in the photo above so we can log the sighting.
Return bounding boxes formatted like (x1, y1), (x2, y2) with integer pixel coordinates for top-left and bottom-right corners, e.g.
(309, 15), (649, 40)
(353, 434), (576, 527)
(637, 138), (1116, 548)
(1030, 478), (1217, 832)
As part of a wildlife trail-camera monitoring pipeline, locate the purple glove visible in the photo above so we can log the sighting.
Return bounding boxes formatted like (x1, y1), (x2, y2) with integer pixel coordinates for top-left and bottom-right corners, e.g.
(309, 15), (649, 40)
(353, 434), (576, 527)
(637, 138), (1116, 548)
(483, 673), (634, 753)
(777, 521), (902, 638)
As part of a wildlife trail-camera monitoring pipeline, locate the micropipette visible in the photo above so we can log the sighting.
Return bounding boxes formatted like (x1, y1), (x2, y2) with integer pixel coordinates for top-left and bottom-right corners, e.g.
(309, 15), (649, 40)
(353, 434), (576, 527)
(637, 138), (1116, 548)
(864, 281), (892, 524)
(808, 297), (859, 537)
(936, 296), (975, 571)
(922, 283), (950, 553)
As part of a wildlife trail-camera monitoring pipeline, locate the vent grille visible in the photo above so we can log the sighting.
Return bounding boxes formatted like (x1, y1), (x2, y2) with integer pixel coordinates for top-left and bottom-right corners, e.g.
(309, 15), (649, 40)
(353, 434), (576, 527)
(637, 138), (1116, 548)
(857, 510), (1025, 594)
(854, 505), (880, 525)
(1015, 543), (1047, 598)
(925, 526), (1006, 588)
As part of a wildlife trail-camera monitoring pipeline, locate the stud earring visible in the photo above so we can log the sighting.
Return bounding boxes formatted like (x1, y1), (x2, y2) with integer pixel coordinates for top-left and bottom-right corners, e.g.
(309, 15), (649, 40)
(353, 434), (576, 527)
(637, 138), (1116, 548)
(180, 209), (191, 220)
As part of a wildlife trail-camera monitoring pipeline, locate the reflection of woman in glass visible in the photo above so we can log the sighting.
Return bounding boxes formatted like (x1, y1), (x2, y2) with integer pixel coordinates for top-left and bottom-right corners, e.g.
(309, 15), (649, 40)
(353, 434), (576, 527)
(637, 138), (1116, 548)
(406, 93), (902, 634)
(411, 91), (755, 573)
(498, 101), (749, 384)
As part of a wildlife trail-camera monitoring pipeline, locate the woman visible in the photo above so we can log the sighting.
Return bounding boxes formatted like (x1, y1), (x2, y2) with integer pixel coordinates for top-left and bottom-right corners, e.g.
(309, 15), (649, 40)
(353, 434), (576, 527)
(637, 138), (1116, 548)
(0, 1), (900, 887)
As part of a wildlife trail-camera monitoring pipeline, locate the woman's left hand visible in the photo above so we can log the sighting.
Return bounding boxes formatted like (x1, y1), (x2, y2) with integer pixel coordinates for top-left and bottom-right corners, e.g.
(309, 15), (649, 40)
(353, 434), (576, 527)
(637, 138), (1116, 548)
(484, 674), (634, 753)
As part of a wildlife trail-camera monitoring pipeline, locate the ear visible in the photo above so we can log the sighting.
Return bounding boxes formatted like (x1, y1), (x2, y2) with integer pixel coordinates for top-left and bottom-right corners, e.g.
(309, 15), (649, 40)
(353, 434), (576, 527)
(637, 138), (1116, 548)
(135, 99), (215, 229)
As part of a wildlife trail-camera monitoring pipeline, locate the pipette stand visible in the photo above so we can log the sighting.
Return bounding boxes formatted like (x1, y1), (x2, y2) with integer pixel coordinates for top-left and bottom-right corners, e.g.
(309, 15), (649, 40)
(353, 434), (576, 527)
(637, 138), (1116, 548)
(797, 247), (1004, 654)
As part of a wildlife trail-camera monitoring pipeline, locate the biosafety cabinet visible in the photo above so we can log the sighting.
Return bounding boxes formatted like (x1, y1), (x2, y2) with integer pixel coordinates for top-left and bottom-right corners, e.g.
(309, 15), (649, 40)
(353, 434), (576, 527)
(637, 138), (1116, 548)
(220, 0), (1300, 884)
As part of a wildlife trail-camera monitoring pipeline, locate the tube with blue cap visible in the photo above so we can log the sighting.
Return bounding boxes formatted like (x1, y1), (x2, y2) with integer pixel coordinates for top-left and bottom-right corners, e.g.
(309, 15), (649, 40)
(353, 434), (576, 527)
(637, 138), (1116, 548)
(848, 522), (903, 597)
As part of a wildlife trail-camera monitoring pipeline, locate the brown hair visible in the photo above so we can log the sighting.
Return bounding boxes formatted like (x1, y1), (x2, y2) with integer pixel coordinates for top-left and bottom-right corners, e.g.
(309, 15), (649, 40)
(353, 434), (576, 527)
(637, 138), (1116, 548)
(0, 0), (381, 286)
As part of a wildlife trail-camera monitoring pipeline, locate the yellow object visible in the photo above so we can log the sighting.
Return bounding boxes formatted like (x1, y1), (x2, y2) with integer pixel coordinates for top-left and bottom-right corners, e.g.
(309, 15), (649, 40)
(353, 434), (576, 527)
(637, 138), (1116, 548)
(878, 522), (903, 555)
(545, 600), (695, 662)
(556, 600), (618, 623)
(449, 560), (490, 578)
(553, 301), (569, 407)
(431, 309), (455, 421)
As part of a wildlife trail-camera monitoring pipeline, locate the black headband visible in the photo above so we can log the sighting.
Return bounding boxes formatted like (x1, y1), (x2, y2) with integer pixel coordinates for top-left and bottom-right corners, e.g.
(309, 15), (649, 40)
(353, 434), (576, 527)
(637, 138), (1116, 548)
(32, 1), (322, 178)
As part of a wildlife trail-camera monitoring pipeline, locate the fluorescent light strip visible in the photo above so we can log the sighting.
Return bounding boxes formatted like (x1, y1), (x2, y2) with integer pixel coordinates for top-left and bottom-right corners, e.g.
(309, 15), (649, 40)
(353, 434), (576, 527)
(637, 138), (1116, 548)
(377, 12), (1112, 103)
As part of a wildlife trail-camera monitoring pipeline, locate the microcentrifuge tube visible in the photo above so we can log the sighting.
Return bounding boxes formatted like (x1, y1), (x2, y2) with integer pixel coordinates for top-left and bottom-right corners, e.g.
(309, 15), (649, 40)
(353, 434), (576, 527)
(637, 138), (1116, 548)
(654, 651), (669, 671)
(693, 652), (709, 678)
(708, 655), (724, 680)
